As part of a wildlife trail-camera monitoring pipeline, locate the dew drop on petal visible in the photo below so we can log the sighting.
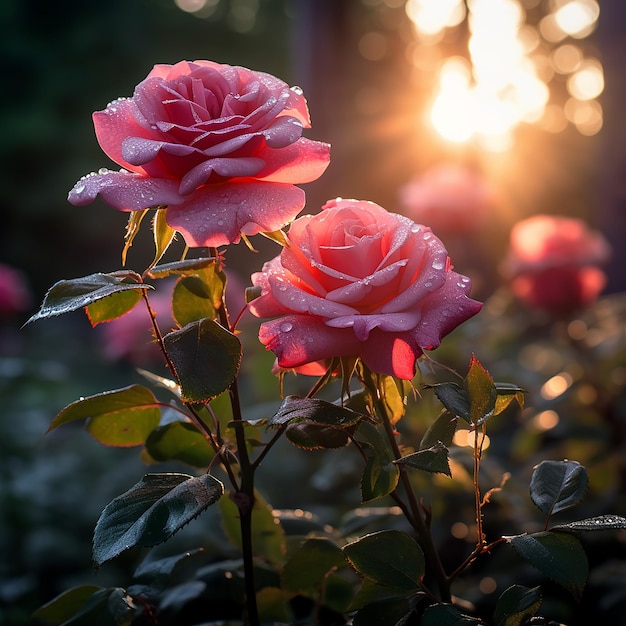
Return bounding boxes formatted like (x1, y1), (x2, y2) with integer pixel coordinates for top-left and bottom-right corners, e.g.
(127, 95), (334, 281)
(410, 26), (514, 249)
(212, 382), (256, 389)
(74, 184), (85, 194)
(410, 224), (421, 233)
(280, 321), (293, 333)
(432, 260), (445, 270)
(291, 86), (304, 95)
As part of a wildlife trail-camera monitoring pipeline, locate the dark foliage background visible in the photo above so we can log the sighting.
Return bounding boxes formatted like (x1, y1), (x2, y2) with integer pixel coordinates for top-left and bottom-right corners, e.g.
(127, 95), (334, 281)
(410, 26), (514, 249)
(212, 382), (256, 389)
(1, 1), (626, 624)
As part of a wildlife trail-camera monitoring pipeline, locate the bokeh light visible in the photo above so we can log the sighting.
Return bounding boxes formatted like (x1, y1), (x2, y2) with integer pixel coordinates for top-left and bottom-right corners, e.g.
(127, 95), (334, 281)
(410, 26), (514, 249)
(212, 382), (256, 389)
(406, 0), (602, 149)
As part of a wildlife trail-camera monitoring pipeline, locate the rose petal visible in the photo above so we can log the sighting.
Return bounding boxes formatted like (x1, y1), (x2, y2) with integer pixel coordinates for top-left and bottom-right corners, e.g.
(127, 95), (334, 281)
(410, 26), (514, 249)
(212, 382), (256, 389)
(325, 312), (421, 340)
(268, 275), (358, 318)
(165, 180), (306, 247)
(254, 138), (331, 183)
(121, 136), (198, 166)
(410, 272), (482, 350)
(93, 100), (154, 173)
(359, 332), (421, 380)
(259, 315), (361, 369)
(178, 157), (264, 195)
(68, 170), (183, 210)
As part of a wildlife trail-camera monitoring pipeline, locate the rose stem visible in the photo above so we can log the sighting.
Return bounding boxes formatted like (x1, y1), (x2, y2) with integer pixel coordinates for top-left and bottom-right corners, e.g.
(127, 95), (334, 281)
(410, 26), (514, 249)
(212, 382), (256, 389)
(365, 371), (451, 602)
(211, 248), (260, 626)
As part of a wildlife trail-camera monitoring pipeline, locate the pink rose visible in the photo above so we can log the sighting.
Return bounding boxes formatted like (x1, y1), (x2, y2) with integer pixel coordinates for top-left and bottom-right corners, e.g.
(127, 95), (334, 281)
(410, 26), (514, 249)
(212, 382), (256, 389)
(502, 214), (610, 315)
(98, 291), (174, 365)
(0, 263), (31, 318)
(68, 61), (330, 247)
(398, 162), (493, 235)
(249, 199), (482, 379)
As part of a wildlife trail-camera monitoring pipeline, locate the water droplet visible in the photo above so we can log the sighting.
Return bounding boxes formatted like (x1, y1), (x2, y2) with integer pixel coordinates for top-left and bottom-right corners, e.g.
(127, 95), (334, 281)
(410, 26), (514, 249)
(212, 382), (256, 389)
(277, 283), (288, 292)
(423, 232), (433, 241)
(431, 260), (445, 270)
(291, 86), (304, 96)
(74, 184), (85, 194)
(98, 167), (110, 175)
(280, 322), (293, 333)
(410, 224), (421, 233)
(307, 337), (314, 343)
(424, 281), (433, 288)
(217, 220), (224, 226)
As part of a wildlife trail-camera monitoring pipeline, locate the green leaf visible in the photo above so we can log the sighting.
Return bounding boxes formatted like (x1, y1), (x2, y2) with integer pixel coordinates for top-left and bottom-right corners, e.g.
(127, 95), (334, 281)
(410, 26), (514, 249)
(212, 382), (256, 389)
(552, 515), (626, 532)
(428, 382), (470, 422)
(465, 354), (497, 425)
(285, 422), (352, 450)
(147, 257), (216, 278)
(171, 265), (226, 327)
(150, 207), (177, 270)
(529, 460), (588, 517)
(355, 421), (400, 502)
(93, 472), (223, 567)
(34, 587), (135, 626)
(85, 289), (143, 326)
(129, 549), (204, 600)
(27, 271), (150, 324)
(395, 442), (451, 476)
(281, 537), (346, 592)
(421, 603), (482, 625)
(493, 585), (542, 626)
(420, 411), (458, 449)
(49, 385), (161, 447)
(164, 319), (242, 404)
(268, 395), (366, 428)
(219, 490), (285, 566)
(145, 421), (215, 467)
(343, 529), (425, 591)
(508, 531), (588, 599)
(493, 383), (525, 416)
(32, 585), (102, 625)
(352, 598), (412, 626)
(347, 579), (412, 611)
(378, 375), (406, 425)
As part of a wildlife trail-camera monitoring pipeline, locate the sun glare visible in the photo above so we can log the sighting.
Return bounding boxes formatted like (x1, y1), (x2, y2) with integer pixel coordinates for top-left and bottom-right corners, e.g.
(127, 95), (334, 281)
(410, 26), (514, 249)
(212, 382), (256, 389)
(407, 0), (602, 148)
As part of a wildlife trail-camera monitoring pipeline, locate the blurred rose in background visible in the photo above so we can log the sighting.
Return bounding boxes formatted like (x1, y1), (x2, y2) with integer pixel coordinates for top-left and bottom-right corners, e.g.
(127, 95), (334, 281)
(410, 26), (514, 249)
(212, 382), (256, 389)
(501, 214), (611, 316)
(397, 162), (494, 235)
(98, 290), (174, 366)
(0, 263), (31, 320)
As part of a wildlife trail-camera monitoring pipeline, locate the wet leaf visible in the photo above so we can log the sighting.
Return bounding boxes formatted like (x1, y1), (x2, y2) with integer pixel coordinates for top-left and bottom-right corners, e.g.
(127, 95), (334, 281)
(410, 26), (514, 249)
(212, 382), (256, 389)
(93, 473), (223, 567)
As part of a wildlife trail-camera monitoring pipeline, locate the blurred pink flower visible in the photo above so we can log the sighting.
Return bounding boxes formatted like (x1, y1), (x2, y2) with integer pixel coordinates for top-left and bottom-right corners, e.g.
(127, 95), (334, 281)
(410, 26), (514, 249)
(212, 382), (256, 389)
(250, 198), (482, 380)
(0, 263), (31, 318)
(502, 214), (611, 315)
(398, 162), (493, 235)
(68, 60), (330, 248)
(98, 291), (173, 365)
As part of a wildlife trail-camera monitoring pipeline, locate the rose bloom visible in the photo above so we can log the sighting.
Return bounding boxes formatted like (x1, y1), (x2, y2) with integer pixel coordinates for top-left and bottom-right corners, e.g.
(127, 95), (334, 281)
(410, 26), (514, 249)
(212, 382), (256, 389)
(502, 214), (611, 315)
(398, 162), (493, 235)
(98, 291), (174, 365)
(0, 263), (31, 318)
(249, 199), (482, 380)
(68, 61), (330, 247)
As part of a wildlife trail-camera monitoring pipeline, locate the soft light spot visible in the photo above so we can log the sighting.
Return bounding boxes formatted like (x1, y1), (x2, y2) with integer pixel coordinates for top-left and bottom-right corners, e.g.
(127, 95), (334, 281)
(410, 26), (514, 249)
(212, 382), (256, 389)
(540, 373), (572, 400)
(530, 410), (559, 432)
(551, 44), (583, 74)
(359, 32), (388, 61)
(554, 0), (599, 39)
(567, 59), (604, 100)
(479, 577), (498, 594)
(451, 522), (469, 539)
